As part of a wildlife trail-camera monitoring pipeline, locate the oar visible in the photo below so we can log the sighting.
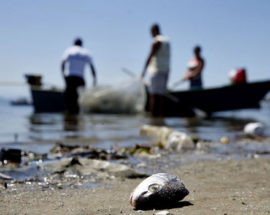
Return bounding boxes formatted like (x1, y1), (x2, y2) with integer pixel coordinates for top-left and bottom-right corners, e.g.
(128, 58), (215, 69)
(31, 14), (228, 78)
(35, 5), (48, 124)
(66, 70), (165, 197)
(164, 92), (179, 103)
(121, 67), (137, 78)
(171, 79), (185, 89)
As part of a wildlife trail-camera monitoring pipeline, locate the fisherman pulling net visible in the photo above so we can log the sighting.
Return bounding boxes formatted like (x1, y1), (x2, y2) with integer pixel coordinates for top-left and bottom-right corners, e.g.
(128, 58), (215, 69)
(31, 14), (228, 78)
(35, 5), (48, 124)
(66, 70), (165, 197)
(79, 78), (146, 114)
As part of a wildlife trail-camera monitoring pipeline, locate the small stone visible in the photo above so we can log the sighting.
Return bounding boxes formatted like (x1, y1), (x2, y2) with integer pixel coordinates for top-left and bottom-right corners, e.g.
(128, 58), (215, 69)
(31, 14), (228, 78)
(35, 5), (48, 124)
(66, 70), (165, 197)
(155, 210), (173, 215)
(0, 179), (7, 189)
(220, 136), (229, 144)
(137, 162), (147, 168)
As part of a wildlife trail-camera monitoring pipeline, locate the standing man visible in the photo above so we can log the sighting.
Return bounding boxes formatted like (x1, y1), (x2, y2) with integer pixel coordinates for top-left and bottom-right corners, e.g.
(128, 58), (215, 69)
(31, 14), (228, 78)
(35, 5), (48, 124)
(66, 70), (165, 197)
(182, 46), (204, 89)
(61, 38), (97, 114)
(141, 24), (170, 117)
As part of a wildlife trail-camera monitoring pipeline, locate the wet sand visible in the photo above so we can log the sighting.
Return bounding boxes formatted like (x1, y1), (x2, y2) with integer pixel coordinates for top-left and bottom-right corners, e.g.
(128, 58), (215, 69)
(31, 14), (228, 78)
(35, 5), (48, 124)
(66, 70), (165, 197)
(1, 157), (270, 215)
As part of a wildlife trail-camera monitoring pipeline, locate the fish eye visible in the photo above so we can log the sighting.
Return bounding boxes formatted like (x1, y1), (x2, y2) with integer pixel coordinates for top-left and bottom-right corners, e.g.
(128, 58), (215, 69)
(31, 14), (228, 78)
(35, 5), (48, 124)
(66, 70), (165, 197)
(148, 184), (161, 193)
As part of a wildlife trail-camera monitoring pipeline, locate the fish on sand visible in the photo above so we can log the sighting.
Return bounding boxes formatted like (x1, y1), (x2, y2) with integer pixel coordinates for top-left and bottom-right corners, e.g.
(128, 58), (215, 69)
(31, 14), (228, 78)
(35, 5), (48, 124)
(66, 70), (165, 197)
(130, 173), (189, 209)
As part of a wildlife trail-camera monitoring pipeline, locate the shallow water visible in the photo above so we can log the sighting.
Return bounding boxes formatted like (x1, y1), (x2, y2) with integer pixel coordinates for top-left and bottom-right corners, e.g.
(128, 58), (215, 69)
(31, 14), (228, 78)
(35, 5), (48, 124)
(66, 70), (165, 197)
(1, 98), (270, 151)
(1, 98), (270, 180)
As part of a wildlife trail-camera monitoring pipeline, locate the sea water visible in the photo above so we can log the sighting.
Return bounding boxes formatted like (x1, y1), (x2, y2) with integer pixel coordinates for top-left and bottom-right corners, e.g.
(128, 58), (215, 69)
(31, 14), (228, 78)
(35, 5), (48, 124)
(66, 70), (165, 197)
(1, 95), (270, 179)
(1, 96), (270, 154)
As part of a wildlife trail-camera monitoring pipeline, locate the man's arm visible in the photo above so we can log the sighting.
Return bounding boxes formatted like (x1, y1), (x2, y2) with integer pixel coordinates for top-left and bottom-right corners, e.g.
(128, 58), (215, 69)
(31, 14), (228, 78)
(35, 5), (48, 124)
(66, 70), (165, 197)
(61, 60), (66, 78)
(141, 41), (161, 78)
(190, 59), (204, 78)
(90, 64), (97, 86)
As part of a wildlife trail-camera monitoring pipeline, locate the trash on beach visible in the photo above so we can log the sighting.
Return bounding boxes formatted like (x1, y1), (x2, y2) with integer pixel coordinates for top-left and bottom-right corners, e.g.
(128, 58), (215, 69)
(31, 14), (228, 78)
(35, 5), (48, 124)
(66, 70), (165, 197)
(40, 157), (147, 179)
(127, 144), (153, 155)
(129, 173), (189, 209)
(140, 125), (195, 151)
(115, 144), (154, 156)
(0, 148), (47, 167)
(79, 78), (146, 114)
(140, 125), (172, 147)
(167, 131), (194, 151)
(155, 211), (173, 215)
(244, 122), (265, 136)
(113, 144), (160, 160)
(220, 136), (229, 144)
(0, 149), (22, 164)
(50, 143), (126, 160)
(0, 172), (12, 180)
(0, 179), (7, 189)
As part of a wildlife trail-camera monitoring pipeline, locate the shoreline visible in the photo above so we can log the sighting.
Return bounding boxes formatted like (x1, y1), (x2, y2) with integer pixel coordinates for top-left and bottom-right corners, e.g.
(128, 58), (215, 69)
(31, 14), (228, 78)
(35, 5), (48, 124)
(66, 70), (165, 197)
(1, 157), (270, 215)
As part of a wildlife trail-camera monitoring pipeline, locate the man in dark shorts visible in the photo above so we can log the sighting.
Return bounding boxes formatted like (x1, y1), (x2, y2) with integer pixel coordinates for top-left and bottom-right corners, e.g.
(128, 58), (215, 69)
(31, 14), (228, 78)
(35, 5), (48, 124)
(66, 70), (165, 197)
(141, 24), (170, 117)
(61, 38), (97, 114)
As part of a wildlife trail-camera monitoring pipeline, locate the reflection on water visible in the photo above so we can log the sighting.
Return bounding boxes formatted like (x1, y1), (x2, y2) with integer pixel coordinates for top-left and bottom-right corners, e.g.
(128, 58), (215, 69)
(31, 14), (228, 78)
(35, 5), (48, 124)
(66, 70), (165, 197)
(0, 99), (270, 156)
(25, 110), (270, 148)
(1, 98), (270, 182)
(63, 114), (81, 132)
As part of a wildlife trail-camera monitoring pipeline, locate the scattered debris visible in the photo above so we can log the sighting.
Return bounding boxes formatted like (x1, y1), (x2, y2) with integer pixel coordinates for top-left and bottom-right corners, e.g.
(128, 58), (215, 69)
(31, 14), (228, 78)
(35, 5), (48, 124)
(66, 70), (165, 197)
(167, 131), (194, 151)
(140, 125), (172, 146)
(0, 179), (7, 189)
(140, 125), (195, 151)
(50, 143), (126, 160)
(126, 144), (153, 155)
(155, 210), (173, 215)
(114, 144), (156, 159)
(40, 157), (147, 180)
(0, 149), (22, 164)
(0, 172), (12, 180)
(137, 162), (147, 168)
(130, 173), (189, 209)
(220, 136), (229, 144)
(244, 122), (265, 136)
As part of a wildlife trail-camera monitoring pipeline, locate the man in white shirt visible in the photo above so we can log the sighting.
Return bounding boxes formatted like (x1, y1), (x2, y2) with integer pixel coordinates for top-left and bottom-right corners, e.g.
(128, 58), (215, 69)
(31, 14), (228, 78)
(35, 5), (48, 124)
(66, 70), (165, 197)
(61, 38), (97, 114)
(141, 24), (170, 117)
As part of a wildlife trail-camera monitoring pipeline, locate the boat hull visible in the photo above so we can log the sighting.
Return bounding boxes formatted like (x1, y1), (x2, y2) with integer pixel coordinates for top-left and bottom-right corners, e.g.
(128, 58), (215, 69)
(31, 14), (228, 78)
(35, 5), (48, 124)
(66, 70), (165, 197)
(31, 87), (65, 112)
(170, 81), (270, 114)
(29, 80), (270, 116)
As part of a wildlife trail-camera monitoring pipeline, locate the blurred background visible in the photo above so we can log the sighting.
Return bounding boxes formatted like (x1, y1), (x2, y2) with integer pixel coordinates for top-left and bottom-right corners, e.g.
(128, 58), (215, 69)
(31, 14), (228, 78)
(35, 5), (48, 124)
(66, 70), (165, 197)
(0, 0), (270, 166)
(0, 0), (269, 98)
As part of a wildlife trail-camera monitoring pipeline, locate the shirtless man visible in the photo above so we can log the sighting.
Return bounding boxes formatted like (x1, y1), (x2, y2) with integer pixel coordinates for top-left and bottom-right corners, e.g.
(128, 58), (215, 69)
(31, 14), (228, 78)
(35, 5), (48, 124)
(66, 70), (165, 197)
(182, 46), (204, 89)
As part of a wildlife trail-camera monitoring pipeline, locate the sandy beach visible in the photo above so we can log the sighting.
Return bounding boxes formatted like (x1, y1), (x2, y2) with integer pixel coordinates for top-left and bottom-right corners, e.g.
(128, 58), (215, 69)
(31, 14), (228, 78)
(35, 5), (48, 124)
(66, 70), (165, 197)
(1, 157), (270, 215)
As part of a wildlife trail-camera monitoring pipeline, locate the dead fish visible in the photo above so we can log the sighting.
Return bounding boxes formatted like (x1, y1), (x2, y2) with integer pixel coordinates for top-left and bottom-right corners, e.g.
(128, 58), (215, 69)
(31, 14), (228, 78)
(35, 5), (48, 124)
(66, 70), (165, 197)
(129, 173), (189, 209)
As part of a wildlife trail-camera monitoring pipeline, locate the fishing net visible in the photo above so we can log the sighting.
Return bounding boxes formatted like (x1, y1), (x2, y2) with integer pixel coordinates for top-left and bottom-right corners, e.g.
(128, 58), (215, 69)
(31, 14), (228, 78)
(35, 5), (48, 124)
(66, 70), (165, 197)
(79, 78), (146, 114)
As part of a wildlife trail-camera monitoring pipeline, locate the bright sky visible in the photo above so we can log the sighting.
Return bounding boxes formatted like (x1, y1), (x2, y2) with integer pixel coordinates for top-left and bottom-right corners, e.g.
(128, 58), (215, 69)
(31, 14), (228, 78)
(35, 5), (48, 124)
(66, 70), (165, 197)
(0, 0), (269, 98)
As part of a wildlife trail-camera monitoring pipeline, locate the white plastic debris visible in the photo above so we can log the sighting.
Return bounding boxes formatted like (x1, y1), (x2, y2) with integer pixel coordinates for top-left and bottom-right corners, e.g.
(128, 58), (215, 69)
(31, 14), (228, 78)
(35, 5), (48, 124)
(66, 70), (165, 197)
(166, 131), (194, 151)
(244, 122), (265, 136)
(140, 125), (194, 151)
(155, 210), (173, 215)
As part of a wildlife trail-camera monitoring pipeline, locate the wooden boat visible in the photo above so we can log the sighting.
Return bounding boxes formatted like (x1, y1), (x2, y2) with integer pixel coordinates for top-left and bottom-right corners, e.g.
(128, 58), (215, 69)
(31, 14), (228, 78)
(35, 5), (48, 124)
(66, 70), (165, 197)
(25, 75), (270, 116)
(159, 80), (270, 117)
(30, 86), (65, 112)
